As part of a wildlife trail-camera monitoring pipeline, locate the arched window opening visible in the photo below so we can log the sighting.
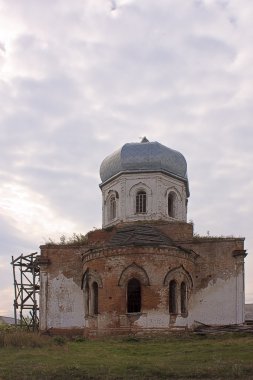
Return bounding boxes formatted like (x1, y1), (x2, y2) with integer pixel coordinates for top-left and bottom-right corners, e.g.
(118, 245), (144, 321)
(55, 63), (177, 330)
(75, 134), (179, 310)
(136, 191), (146, 213)
(84, 283), (89, 316)
(127, 278), (141, 313)
(91, 282), (99, 315)
(180, 282), (187, 314)
(168, 192), (176, 218)
(109, 196), (116, 220)
(169, 280), (177, 314)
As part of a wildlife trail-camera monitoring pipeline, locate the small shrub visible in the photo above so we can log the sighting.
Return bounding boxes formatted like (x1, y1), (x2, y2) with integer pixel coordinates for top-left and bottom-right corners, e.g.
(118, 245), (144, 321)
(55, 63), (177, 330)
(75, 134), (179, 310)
(72, 336), (86, 343)
(52, 335), (67, 346)
(124, 336), (140, 343)
(45, 233), (88, 246)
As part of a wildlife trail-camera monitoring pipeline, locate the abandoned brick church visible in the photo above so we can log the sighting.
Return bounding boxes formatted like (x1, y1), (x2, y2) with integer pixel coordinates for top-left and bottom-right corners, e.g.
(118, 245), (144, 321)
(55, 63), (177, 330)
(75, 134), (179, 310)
(38, 138), (247, 336)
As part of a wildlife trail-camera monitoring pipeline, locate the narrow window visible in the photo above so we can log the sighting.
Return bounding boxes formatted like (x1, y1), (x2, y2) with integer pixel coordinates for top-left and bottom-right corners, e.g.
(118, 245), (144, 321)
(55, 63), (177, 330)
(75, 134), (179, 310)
(180, 282), (187, 314)
(91, 282), (98, 315)
(84, 283), (89, 316)
(169, 280), (177, 314)
(136, 191), (146, 213)
(110, 196), (116, 220)
(127, 278), (141, 313)
(168, 192), (175, 218)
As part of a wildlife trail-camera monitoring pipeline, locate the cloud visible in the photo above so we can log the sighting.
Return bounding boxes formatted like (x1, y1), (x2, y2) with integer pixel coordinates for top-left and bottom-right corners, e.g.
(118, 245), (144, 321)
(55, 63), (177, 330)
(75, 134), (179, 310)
(0, 41), (5, 52)
(0, 287), (14, 316)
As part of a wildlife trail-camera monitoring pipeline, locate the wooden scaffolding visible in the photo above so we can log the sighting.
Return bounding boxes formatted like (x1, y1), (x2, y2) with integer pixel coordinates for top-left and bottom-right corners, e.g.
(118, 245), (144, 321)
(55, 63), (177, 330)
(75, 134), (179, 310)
(11, 252), (40, 330)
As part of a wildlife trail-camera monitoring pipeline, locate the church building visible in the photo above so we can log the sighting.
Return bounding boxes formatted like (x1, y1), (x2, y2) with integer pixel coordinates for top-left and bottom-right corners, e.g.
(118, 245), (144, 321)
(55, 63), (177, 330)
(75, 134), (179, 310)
(38, 138), (247, 337)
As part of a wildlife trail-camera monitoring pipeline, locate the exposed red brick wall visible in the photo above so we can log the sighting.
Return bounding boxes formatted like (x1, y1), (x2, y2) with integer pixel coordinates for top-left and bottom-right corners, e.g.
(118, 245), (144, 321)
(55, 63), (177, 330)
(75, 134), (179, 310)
(39, 222), (245, 337)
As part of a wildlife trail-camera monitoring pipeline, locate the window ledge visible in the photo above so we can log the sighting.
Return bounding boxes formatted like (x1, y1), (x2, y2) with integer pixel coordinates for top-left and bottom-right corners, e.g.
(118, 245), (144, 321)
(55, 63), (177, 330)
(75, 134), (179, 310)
(86, 314), (99, 319)
(169, 312), (188, 318)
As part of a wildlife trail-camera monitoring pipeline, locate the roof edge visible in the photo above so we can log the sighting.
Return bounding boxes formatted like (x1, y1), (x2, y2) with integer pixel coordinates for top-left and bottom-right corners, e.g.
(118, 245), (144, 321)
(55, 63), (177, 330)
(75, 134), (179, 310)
(99, 169), (190, 197)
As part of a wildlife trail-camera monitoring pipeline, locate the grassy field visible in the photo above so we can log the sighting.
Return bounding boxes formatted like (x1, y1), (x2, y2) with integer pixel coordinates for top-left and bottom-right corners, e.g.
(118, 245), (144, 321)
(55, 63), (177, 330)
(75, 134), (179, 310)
(0, 329), (253, 379)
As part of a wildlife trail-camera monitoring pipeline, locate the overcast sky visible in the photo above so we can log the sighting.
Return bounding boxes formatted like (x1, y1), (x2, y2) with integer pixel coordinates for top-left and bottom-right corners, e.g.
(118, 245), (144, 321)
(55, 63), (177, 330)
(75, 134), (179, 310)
(0, 0), (252, 317)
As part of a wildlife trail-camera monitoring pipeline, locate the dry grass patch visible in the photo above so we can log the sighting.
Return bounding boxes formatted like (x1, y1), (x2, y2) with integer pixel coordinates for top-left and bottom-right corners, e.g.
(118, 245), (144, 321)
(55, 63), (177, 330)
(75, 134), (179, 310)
(0, 331), (253, 379)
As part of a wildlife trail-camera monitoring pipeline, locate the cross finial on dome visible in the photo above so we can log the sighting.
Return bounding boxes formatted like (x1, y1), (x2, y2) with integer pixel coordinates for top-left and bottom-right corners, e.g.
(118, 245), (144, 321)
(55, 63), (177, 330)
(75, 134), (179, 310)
(141, 136), (149, 143)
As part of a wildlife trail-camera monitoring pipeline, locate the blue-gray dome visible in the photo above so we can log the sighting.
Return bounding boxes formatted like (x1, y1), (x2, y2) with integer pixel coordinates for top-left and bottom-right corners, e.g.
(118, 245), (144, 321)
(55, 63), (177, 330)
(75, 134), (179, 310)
(100, 139), (189, 195)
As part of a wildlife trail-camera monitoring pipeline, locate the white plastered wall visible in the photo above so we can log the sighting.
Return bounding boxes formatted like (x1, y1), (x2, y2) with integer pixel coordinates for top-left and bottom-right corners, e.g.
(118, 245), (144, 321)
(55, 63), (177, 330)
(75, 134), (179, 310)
(45, 272), (84, 329)
(189, 272), (245, 326)
(101, 172), (187, 228)
(39, 269), (48, 331)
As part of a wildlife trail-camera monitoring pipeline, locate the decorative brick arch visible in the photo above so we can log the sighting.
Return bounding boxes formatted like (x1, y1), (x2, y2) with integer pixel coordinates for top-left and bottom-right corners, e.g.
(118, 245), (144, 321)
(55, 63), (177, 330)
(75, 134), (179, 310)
(163, 266), (193, 289)
(129, 182), (152, 197)
(82, 269), (103, 317)
(164, 266), (193, 316)
(118, 263), (150, 287)
(105, 190), (119, 203)
(164, 186), (182, 201)
(81, 268), (103, 289)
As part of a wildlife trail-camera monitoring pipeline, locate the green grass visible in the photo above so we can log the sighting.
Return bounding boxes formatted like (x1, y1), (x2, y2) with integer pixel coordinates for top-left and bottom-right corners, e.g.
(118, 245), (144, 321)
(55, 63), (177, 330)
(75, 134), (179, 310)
(0, 332), (253, 379)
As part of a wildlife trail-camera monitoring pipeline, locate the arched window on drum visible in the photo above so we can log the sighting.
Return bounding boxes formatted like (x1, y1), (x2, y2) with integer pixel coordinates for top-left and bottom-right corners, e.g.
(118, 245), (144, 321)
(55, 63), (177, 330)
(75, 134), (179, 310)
(109, 196), (116, 220)
(136, 191), (146, 213)
(168, 191), (176, 218)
